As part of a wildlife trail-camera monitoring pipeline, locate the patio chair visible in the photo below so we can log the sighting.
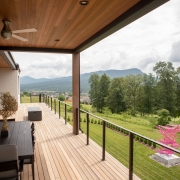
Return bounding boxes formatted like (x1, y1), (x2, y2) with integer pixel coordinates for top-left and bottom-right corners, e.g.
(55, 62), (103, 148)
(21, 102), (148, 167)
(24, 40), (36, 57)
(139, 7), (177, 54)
(0, 144), (23, 180)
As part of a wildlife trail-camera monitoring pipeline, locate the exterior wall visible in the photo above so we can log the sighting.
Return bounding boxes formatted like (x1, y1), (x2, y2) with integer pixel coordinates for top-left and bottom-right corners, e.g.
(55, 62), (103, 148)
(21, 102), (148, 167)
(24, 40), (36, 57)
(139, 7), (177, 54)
(0, 68), (20, 106)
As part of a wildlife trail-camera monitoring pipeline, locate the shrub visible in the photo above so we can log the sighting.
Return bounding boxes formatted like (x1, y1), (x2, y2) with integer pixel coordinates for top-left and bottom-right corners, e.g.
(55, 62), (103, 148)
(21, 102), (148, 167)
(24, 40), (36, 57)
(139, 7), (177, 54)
(83, 118), (86, 122)
(144, 139), (147, 144)
(98, 120), (100, 124)
(91, 119), (94, 123)
(67, 116), (70, 121)
(152, 142), (156, 149)
(157, 109), (171, 126)
(94, 120), (97, 124)
(148, 140), (152, 146)
(140, 137), (144, 143)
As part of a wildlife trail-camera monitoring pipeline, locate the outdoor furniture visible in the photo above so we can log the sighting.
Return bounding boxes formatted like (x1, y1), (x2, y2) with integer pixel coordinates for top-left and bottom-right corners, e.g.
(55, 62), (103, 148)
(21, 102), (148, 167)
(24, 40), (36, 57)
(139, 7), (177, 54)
(28, 107), (42, 121)
(0, 121), (34, 180)
(0, 144), (24, 180)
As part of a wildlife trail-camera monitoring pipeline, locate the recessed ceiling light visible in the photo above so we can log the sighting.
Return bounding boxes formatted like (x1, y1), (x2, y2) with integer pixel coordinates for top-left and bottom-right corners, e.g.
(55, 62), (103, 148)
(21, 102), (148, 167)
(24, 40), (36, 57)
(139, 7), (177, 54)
(79, 1), (89, 5)
(55, 39), (60, 42)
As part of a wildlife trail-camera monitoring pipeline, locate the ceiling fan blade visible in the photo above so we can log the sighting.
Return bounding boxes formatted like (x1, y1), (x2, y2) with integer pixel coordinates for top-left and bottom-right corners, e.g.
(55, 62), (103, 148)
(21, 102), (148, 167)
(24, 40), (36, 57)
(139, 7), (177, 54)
(12, 34), (28, 42)
(12, 28), (37, 34)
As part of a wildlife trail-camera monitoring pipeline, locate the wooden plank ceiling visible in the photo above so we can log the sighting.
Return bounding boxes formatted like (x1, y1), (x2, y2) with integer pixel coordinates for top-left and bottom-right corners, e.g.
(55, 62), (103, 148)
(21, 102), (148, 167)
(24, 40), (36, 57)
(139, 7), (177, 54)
(0, 0), (169, 54)
(0, 55), (9, 68)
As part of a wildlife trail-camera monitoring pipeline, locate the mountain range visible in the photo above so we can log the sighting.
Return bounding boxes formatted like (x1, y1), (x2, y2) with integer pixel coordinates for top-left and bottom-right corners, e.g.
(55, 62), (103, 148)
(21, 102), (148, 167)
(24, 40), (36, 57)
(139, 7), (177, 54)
(20, 68), (144, 92)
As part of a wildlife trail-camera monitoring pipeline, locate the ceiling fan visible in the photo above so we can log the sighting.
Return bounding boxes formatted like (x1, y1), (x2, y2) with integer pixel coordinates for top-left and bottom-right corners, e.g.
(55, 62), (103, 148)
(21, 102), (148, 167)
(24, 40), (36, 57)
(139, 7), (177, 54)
(1, 20), (37, 42)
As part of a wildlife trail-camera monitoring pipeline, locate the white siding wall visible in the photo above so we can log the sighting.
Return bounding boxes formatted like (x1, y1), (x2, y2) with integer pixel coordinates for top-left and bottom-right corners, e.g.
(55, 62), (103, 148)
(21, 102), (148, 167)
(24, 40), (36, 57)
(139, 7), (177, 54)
(0, 68), (20, 106)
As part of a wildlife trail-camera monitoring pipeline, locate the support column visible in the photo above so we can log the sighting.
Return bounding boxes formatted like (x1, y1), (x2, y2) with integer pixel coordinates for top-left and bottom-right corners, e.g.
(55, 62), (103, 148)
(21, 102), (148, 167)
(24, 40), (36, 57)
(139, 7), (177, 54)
(72, 53), (80, 135)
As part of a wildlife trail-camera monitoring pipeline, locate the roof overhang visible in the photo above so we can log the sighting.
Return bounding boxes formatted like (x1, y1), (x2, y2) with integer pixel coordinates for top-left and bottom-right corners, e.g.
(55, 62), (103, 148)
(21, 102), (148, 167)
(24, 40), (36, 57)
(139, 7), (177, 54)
(0, 0), (169, 54)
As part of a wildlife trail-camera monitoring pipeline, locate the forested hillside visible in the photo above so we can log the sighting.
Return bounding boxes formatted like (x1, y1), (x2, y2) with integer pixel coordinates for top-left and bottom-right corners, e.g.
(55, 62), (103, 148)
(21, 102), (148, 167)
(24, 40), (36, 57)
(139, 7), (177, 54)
(20, 68), (143, 92)
(89, 61), (180, 118)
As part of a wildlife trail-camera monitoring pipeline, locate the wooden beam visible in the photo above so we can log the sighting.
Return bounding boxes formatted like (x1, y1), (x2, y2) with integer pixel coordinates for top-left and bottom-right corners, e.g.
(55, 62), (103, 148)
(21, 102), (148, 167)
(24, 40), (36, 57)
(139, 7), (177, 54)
(72, 53), (80, 135)
(0, 46), (73, 54)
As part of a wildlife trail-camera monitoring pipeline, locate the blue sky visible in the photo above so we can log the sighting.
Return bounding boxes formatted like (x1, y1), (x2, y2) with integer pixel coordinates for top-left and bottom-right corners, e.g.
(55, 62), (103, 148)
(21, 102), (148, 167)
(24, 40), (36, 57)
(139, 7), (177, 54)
(12, 0), (180, 79)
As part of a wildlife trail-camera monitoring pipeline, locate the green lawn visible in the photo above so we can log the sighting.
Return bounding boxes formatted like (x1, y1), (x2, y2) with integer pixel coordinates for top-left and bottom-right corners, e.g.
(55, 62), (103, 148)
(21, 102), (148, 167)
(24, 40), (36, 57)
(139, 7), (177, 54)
(23, 98), (180, 179)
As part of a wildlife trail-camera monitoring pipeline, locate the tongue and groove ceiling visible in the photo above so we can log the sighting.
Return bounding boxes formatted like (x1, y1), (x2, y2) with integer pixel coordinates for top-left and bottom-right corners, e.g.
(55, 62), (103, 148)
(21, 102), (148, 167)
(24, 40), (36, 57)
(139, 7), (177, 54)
(0, 0), (169, 68)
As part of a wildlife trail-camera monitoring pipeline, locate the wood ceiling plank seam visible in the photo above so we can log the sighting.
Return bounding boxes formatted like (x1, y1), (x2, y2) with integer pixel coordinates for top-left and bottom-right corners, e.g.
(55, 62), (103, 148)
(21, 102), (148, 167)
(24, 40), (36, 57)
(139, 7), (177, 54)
(44, 6), (58, 35)
(34, 0), (48, 44)
(0, 1), (6, 23)
(41, 6), (58, 45)
(64, 0), (111, 48)
(75, 0), (109, 31)
(41, 0), (67, 47)
(67, 0), (82, 20)
(26, 0), (32, 29)
(53, 0), (62, 7)
(30, 0), (39, 45)
(7, 0), (17, 31)
(31, 0), (43, 46)
(54, 0), (99, 48)
(20, 0), (27, 31)
(67, 0), (137, 48)
(1, 0), (11, 24)
(54, 0), (72, 27)
(37, 0), (55, 47)
(34, 0), (44, 28)
(92, 0), (139, 34)
(14, 0), (22, 30)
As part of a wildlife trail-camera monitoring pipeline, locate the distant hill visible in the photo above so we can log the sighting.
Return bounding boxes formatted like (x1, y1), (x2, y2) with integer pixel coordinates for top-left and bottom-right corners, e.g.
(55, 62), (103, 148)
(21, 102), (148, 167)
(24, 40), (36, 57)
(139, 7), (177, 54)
(20, 68), (144, 92)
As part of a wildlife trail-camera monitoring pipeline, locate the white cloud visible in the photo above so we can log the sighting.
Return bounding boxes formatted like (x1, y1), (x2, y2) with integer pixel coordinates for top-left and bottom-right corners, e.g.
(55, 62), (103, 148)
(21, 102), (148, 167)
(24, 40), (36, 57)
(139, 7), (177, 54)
(12, 0), (180, 78)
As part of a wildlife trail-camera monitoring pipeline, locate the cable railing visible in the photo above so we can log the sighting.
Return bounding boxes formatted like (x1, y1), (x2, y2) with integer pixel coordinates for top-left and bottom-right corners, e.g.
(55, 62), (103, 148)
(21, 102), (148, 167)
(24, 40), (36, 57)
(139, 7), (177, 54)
(27, 94), (180, 180)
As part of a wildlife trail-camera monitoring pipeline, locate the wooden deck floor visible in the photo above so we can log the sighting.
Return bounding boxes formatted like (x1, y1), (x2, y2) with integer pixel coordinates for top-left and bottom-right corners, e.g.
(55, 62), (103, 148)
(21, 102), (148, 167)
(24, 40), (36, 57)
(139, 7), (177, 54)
(14, 103), (140, 180)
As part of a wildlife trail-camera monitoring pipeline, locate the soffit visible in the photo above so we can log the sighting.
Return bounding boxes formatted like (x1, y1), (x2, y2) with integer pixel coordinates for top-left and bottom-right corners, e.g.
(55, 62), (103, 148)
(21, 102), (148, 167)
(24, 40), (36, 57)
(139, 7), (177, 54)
(0, 55), (9, 68)
(0, 0), (169, 53)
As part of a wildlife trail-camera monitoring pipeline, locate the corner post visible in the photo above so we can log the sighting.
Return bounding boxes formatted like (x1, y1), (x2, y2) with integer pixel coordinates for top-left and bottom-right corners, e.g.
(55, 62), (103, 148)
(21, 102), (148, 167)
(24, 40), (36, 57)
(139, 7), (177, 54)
(72, 53), (80, 135)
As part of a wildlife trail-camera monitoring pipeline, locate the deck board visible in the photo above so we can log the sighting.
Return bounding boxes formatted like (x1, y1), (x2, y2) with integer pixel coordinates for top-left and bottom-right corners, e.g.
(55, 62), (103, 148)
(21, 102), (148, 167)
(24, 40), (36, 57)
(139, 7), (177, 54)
(14, 103), (140, 180)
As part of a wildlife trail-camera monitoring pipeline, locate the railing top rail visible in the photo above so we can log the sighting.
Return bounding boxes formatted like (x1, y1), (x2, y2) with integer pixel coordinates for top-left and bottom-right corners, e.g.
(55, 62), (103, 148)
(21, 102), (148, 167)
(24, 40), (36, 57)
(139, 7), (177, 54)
(80, 109), (180, 154)
(44, 95), (180, 154)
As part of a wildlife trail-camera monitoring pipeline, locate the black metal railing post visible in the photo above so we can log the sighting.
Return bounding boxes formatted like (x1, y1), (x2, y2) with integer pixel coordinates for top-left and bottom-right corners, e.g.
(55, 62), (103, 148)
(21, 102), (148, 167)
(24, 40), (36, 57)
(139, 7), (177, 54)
(76, 108), (79, 135)
(59, 101), (60, 118)
(86, 113), (89, 145)
(54, 99), (56, 114)
(51, 97), (52, 111)
(102, 121), (106, 161)
(129, 132), (134, 180)
(30, 93), (32, 103)
(65, 104), (67, 124)
(39, 94), (41, 103)
(48, 96), (49, 107)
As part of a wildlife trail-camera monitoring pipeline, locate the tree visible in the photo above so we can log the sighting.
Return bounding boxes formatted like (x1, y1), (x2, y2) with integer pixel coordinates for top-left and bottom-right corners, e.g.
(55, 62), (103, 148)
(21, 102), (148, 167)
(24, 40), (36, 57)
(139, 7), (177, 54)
(88, 73), (100, 111)
(107, 78), (126, 113)
(174, 67), (180, 117)
(123, 74), (143, 116)
(157, 109), (171, 126)
(153, 61), (176, 115)
(98, 74), (110, 113)
(137, 73), (156, 115)
(58, 94), (65, 101)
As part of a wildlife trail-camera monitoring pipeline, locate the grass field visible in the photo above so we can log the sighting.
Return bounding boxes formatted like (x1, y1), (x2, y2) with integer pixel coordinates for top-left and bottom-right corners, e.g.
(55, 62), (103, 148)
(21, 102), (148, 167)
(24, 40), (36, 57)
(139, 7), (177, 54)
(21, 96), (180, 179)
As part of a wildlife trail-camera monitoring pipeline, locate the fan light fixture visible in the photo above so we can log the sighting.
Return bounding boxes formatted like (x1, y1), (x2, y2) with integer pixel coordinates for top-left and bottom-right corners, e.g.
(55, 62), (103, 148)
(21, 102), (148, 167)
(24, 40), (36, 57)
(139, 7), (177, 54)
(79, 1), (89, 5)
(1, 20), (12, 39)
(1, 20), (37, 41)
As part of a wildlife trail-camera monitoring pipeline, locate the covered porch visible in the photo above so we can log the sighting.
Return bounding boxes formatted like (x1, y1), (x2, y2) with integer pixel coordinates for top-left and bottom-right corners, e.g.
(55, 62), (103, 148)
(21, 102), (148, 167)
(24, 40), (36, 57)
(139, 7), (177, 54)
(15, 103), (140, 180)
